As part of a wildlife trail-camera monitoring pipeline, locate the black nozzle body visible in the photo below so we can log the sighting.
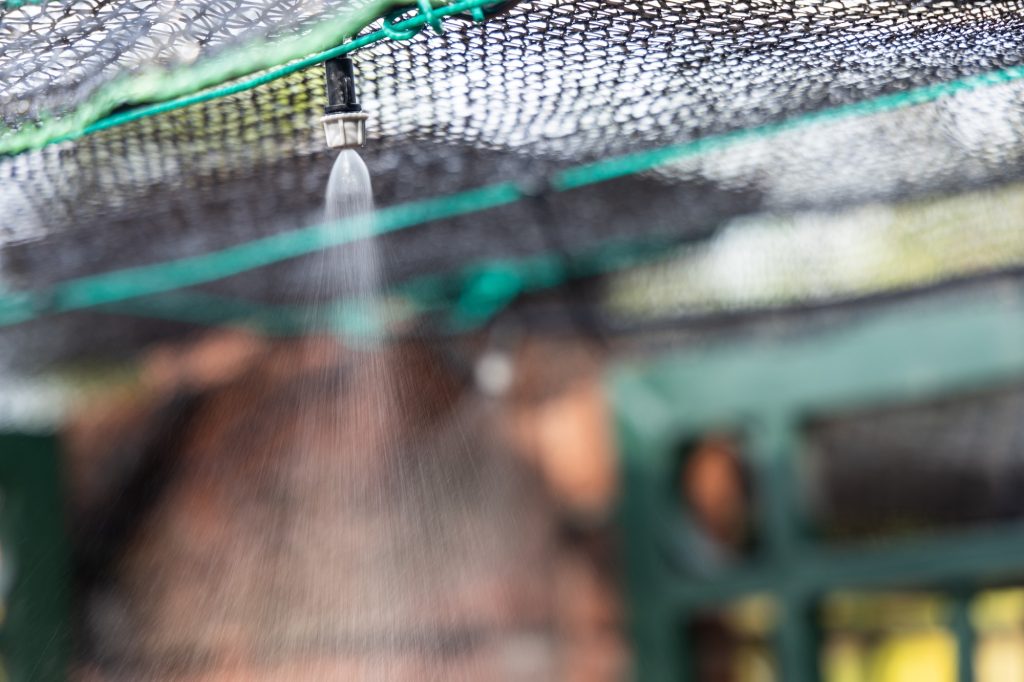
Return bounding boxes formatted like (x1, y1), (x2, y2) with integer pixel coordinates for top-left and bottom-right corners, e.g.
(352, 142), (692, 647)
(324, 56), (362, 114)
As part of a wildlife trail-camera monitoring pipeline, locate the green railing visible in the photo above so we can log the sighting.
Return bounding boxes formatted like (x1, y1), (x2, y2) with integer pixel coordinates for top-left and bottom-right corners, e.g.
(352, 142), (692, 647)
(612, 292), (1024, 681)
(0, 434), (69, 682)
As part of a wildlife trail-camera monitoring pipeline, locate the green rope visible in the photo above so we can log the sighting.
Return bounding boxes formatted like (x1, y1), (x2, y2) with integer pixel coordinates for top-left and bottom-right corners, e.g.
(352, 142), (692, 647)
(4, 60), (1024, 329)
(0, 183), (520, 326)
(555, 63), (1024, 191)
(92, 237), (673, 337)
(1, 0), (52, 9)
(0, 0), (505, 155)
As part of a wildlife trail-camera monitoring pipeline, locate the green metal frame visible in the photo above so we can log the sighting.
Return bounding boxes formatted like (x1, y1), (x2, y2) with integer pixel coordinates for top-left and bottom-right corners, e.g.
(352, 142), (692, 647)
(0, 433), (69, 682)
(612, 291), (1024, 681)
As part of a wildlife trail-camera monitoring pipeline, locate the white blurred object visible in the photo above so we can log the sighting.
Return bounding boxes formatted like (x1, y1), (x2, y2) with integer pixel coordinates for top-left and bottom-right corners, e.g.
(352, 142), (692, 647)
(475, 350), (514, 397)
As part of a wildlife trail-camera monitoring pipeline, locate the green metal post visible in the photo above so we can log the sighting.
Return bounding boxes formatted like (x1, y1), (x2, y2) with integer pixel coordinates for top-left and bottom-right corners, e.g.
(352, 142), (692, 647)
(749, 416), (817, 682)
(950, 589), (975, 682)
(0, 433), (70, 682)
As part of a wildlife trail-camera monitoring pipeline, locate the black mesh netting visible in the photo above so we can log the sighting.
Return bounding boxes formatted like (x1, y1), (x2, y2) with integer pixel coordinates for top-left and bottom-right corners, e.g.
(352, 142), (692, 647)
(807, 379), (1024, 540)
(0, 0), (384, 127)
(5, 0), (1024, 368)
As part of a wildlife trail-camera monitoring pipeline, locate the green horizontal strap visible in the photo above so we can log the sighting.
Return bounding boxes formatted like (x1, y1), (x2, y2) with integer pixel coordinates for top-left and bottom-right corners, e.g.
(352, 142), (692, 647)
(555, 63), (1024, 190)
(0, 182), (521, 327)
(58, 182), (521, 311)
(92, 236), (672, 337)
(667, 522), (1024, 611)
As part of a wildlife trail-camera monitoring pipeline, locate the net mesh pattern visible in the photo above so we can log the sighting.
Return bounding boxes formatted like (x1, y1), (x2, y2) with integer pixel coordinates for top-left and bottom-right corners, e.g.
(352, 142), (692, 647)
(0, 0), (383, 127)
(807, 383), (1024, 539)
(365, 0), (1024, 161)
(5, 0), (1024, 367)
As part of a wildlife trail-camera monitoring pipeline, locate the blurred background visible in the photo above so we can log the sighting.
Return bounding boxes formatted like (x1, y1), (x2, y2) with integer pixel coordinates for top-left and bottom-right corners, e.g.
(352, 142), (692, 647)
(5, 0), (1024, 680)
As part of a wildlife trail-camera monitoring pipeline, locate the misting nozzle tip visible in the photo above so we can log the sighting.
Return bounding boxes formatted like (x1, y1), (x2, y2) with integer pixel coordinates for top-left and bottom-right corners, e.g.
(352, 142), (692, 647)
(321, 111), (369, 149)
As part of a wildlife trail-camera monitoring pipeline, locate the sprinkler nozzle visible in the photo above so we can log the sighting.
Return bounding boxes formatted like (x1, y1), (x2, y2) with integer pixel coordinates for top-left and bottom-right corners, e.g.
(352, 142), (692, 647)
(321, 56), (368, 149)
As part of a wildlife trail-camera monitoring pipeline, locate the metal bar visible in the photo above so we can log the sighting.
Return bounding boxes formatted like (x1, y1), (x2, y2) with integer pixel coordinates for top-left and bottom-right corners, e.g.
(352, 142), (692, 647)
(617, 413), (687, 682)
(749, 416), (816, 681)
(0, 433), (70, 682)
(668, 522), (1024, 611)
(951, 588), (976, 682)
(776, 595), (818, 682)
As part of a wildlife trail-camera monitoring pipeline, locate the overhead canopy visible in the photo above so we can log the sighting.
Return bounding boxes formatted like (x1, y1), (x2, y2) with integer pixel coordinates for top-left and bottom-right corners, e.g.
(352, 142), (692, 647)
(4, 0), (1024, 370)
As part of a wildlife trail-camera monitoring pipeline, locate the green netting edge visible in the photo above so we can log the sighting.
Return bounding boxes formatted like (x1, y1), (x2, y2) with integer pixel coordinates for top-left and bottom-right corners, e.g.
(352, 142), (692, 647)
(4, 61), (1024, 331)
(0, 0), (500, 156)
(3, 0), (65, 8)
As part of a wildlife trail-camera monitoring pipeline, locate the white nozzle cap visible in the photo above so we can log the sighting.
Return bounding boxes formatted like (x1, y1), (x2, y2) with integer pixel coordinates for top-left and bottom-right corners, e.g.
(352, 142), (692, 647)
(321, 111), (369, 149)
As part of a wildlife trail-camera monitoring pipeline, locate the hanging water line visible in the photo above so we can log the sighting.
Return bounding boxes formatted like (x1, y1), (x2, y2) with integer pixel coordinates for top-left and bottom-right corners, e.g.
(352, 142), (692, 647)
(0, 0), (514, 156)
(321, 56), (368, 150)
